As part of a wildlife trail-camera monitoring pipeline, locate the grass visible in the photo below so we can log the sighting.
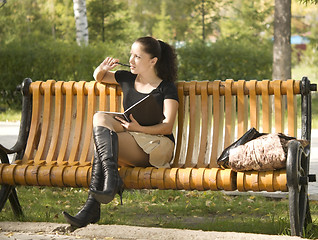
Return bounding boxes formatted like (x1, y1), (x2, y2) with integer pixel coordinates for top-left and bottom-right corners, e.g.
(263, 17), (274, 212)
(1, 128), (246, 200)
(0, 186), (318, 238)
(0, 109), (21, 122)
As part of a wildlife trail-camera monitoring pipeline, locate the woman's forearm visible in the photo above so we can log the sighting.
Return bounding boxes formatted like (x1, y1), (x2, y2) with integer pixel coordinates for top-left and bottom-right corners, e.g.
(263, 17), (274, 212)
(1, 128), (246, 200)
(137, 122), (174, 136)
(93, 66), (107, 82)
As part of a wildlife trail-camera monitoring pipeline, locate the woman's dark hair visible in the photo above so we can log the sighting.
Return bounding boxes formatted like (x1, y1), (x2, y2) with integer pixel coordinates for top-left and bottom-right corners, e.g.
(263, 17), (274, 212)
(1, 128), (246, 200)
(135, 36), (178, 82)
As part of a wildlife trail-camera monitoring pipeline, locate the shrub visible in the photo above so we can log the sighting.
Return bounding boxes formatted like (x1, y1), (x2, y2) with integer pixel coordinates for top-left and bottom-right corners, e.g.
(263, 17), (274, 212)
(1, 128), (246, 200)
(0, 37), (272, 110)
(0, 39), (130, 110)
(177, 38), (273, 81)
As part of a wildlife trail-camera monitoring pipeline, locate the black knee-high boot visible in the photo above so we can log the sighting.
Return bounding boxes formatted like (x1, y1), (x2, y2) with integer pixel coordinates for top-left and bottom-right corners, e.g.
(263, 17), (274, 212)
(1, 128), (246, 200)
(89, 126), (124, 204)
(62, 152), (102, 228)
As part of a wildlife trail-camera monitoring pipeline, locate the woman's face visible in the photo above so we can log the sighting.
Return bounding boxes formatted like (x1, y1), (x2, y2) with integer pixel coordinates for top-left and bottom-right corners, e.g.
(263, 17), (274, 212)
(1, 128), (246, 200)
(129, 42), (157, 75)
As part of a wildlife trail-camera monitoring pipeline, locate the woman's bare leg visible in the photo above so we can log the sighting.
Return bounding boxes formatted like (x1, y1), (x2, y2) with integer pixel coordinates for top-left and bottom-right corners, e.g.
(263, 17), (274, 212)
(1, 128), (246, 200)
(117, 132), (150, 167)
(93, 112), (125, 132)
(93, 112), (150, 167)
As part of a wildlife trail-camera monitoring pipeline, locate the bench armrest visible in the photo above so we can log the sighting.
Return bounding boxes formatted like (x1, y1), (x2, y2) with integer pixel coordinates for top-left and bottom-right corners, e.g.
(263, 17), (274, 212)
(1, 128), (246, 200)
(0, 78), (33, 157)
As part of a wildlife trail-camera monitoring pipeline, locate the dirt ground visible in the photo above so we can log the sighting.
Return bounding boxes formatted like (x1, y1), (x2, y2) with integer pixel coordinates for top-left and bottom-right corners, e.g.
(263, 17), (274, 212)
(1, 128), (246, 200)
(0, 221), (306, 240)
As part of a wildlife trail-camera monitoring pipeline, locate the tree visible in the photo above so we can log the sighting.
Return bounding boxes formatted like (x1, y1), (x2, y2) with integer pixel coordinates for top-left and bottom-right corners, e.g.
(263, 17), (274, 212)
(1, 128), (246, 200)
(219, 0), (273, 41)
(152, 1), (173, 40)
(73, 0), (89, 45)
(272, 0), (291, 80)
(87, 0), (133, 43)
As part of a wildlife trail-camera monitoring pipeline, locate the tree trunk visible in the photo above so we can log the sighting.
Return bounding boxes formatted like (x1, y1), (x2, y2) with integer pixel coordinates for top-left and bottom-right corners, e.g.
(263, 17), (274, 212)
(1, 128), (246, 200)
(272, 0), (291, 80)
(73, 0), (89, 46)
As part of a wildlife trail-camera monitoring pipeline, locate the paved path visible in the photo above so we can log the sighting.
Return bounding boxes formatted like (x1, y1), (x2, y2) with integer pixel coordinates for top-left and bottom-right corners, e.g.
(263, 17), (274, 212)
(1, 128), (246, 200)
(0, 221), (305, 240)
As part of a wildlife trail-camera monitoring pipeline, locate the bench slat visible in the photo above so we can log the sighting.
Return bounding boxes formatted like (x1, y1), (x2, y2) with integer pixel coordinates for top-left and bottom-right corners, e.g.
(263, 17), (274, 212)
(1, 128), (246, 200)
(197, 81), (209, 168)
(210, 81), (224, 167)
(68, 81), (86, 165)
(79, 82), (95, 165)
(261, 80), (272, 132)
(274, 80), (284, 133)
(34, 81), (54, 164)
(247, 80), (260, 130)
(46, 81), (64, 163)
(287, 79), (297, 137)
(97, 83), (107, 111)
(22, 81), (42, 163)
(57, 81), (75, 164)
(184, 82), (198, 167)
(225, 80), (237, 150)
(172, 82), (185, 167)
(237, 80), (248, 138)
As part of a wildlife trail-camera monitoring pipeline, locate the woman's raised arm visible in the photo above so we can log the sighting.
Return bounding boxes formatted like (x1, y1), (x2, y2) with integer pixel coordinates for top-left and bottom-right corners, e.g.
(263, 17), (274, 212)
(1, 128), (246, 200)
(93, 57), (119, 84)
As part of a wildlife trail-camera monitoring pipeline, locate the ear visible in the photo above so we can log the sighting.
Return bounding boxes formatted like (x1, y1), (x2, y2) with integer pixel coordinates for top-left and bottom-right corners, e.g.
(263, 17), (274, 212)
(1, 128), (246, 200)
(150, 57), (158, 66)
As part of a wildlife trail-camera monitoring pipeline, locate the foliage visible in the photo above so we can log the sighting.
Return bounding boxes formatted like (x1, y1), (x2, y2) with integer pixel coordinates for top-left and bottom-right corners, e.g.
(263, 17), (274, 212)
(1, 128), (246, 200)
(0, 0), (74, 44)
(87, 0), (138, 43)
(298, 0), (318, 3)
(177, 38), (273, 81)
(2, 186), (318, 238)
(128, 0), (234, 42)
(0, 38), (131, 110)
(220, 0), (274, 40)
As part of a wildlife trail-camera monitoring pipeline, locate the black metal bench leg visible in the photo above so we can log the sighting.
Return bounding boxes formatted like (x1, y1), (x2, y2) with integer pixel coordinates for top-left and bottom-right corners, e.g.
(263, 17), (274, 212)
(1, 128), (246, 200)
(8, 187), (23, 217)
(287, 140), (312, 237)
(0, 185), (23, 217)
(0, 185), (12, 211)
(0, 148), (23, 217)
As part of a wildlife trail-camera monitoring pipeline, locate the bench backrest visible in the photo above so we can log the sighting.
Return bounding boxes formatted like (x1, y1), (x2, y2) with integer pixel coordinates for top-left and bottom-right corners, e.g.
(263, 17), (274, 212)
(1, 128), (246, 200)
(19, 79), (304, 169)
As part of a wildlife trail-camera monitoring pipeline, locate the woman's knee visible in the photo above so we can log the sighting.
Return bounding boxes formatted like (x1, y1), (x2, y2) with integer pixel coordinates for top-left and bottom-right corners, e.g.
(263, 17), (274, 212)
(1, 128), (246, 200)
(93, 112), (111, 128)
(93, 112), (123, 131)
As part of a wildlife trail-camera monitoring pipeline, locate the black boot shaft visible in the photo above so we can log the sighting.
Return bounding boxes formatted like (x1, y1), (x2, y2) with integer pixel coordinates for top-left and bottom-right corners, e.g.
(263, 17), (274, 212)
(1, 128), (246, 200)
(91, 126), (124, 204)
(93, 126), (119, 168)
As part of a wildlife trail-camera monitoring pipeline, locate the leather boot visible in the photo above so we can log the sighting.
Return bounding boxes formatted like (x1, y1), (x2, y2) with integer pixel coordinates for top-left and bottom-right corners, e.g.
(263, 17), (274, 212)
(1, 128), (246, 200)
(63, 152), (102, 228)
(89, 126), (124, 204)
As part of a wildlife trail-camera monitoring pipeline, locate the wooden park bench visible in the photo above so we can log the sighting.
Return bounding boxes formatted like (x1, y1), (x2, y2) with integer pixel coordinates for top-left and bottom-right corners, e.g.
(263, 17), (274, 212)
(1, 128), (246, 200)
(0, 77), (316, 237)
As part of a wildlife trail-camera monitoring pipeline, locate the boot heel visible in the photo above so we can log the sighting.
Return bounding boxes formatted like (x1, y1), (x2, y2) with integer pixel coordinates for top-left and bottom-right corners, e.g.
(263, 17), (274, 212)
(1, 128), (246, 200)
(118, 187), (124, 205)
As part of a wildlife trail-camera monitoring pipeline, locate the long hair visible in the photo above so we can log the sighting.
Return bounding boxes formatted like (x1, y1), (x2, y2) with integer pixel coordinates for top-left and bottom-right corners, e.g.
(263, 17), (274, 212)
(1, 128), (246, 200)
(135, 36), (178, 82)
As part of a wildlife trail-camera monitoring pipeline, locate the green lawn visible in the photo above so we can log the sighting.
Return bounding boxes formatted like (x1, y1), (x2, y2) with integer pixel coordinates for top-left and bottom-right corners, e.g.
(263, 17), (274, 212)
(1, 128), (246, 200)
(0, 187), (317, 238)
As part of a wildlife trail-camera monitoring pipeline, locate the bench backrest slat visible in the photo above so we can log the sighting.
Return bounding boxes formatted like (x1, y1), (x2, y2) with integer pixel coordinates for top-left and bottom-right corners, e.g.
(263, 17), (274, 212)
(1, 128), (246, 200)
(237, 80), (248, 137)
(57, 81), (75, 164)
(46, 81), (63, 163)
(196, 81), (209, 168)
(224, 80), (236, 150)
(210, 81), (224, 168)
(22, 81), (42, 163)
(21, 79), (301, 168)
(287, 79), (297, 136)
(248, 80), (260, 130)
(274, 80), (284, 133)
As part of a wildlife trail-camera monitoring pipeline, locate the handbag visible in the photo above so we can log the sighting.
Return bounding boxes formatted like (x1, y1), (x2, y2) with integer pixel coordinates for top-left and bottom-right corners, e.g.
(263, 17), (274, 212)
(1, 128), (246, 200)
(217, 128), (265, 169)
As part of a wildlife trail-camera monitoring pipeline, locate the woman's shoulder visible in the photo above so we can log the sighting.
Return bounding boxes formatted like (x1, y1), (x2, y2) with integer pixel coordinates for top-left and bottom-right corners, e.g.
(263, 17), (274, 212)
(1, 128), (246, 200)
(115, 70), (137, 81)
(159, 80), (177, 90)
(157, 80), (179, 101)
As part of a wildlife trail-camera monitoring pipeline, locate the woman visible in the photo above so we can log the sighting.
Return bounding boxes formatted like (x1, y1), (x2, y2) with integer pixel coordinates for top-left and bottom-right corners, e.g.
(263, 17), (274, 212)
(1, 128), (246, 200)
(63, 36), (179, 228)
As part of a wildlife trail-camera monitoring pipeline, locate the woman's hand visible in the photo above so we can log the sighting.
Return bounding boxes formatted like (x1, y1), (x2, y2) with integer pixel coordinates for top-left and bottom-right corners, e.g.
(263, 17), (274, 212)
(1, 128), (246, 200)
(115, 114), (142, 132)
(93, 57), (119, 84)
(116, 99), (178, 135)
(99, 57), (120, 72)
